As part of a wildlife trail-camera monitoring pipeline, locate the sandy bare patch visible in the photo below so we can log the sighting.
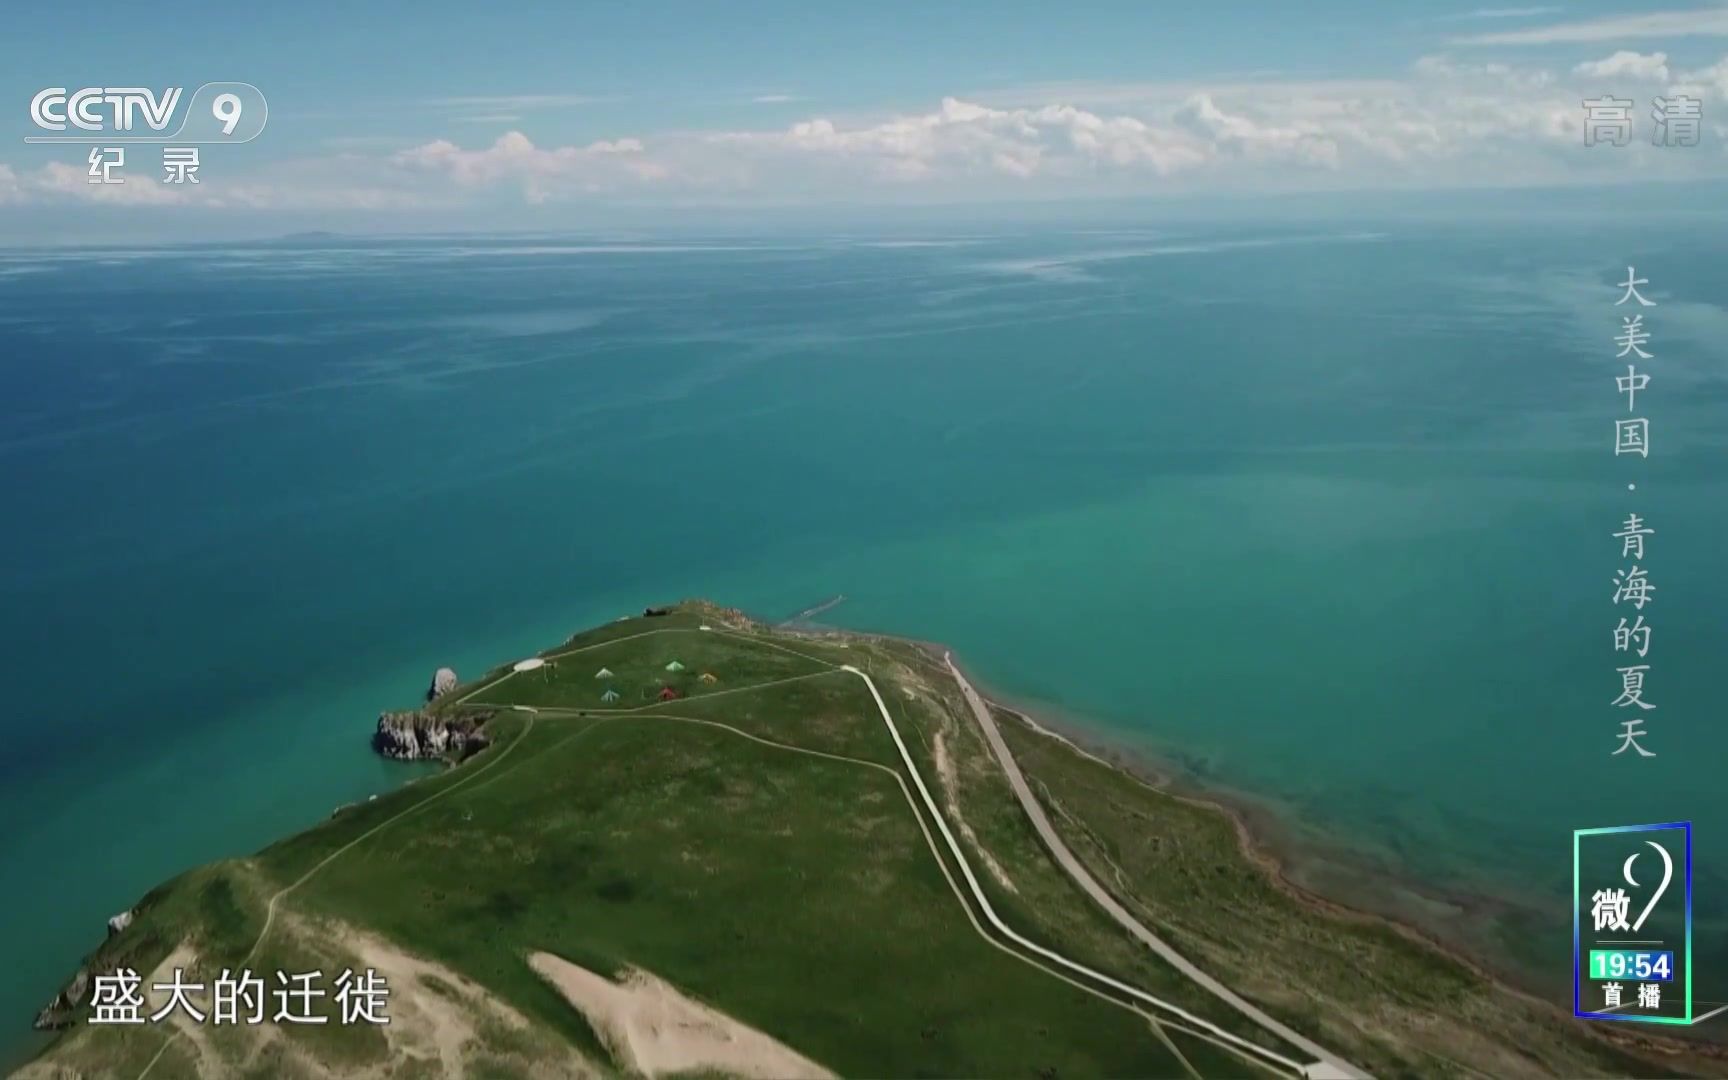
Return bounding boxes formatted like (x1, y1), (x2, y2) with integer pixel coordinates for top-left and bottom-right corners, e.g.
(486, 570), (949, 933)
(143, 942), (226, 1078)
(9, 1066), (81, 1080)
(117, 914), (601, 1079)
(322, 921), (596, 1079)
(880, 658), (938, 700)
(932, 729), (1019, 895)
(529, 952), (834, 1079)
(343, 928), (496, 1074)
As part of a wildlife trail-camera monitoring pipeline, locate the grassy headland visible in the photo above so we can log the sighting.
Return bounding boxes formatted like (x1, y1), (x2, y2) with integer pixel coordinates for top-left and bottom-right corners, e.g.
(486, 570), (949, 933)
(17, 603), (1721, 1078)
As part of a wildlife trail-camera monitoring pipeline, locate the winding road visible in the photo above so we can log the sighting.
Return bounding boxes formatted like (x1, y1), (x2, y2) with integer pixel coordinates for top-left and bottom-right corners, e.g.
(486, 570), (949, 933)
(138, 623), (1362, 1079)
(939, 653), (1367, 1080)
(839, 663), (1333, 1078)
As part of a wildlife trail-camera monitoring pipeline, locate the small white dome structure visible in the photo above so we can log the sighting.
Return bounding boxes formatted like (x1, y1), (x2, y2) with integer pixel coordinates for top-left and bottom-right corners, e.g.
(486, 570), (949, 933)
(513, 657), (548, 673)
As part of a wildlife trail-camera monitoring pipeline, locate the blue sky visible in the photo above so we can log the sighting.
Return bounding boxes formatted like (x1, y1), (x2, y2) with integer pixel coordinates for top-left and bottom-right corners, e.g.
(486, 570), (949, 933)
(4, 1), (1728, 239)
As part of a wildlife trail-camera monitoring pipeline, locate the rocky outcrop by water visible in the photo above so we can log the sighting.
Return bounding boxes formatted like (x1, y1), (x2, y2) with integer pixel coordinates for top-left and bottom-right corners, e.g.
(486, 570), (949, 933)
(428, 667), (458, 701)
(373, 710), (491, 761)
(34, 967), (88, 1030)
(35, 908), (137, 1026)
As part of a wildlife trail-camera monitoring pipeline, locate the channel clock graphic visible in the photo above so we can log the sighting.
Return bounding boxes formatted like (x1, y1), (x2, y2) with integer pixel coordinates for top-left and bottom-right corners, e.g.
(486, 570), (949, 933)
(1574, 822), (1704, 1026)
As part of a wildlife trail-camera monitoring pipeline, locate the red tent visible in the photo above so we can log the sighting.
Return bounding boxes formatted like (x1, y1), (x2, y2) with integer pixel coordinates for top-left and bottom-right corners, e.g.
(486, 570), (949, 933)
(658, 686), (681, 702)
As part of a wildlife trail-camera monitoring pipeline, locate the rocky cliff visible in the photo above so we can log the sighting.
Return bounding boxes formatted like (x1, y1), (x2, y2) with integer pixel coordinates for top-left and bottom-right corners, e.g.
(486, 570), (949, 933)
(373, 710), (491, 761)
(428, 666), (459, 701)
(33, 968), (87, 1030)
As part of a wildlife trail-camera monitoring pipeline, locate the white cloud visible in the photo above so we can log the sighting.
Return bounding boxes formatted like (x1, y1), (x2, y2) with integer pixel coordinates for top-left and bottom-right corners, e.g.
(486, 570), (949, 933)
(1675, 55), (1728, 98)
(207, 180), (449, 211)
(1574, 50), (1672, 80)
(1453, 7), (1728, 45)
(1436, 6), (1565, 21)
(972, 76), (1404, 110)
(1171, 93), (1339, 166)
(10, 51), (1728, 216)
(396, 130), (664, 201)
(715, 97), (1216, 181)
(751, 94), (801, 104)
(1414, 54), (1557, 87)
(0, 157), (446, 211)
(32, 161), (198, 205)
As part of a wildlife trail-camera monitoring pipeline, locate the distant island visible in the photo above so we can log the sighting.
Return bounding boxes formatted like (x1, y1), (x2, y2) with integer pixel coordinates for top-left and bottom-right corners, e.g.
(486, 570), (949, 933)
(17, 603), (1716, 1078)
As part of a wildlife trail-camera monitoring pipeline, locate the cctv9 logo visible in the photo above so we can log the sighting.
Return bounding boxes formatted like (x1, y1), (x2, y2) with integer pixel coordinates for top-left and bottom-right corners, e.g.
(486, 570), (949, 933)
(26, 82), (267, 143)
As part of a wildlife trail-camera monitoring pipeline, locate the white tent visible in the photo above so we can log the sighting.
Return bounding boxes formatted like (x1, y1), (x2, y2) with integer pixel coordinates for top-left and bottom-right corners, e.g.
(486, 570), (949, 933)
(664, 660), (685, 672)
(595, 667), (615, 679)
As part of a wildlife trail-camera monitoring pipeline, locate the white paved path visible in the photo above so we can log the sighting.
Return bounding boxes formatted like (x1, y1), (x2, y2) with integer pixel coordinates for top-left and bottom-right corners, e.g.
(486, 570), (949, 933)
(841, 664), (1334, 1077)
(939, 654), (1368, 1080)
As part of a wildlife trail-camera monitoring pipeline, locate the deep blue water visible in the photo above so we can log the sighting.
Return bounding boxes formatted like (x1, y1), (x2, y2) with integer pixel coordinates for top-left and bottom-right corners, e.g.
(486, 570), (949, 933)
(1, 220), (1724, 1062)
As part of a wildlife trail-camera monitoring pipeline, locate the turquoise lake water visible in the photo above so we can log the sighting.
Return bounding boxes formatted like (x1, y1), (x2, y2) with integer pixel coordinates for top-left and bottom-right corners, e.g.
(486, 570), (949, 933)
(1, 216), (1724, 1064)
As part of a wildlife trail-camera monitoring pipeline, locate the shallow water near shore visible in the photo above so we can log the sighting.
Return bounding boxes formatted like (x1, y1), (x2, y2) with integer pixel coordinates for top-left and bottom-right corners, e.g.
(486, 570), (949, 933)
(2, 216), (1725, 1066)
(956, 672), (1563, 994)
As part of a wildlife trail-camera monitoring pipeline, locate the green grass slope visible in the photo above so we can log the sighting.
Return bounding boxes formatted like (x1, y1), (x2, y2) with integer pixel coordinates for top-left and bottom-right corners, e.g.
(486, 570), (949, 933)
(22, 602), (1712, 1079)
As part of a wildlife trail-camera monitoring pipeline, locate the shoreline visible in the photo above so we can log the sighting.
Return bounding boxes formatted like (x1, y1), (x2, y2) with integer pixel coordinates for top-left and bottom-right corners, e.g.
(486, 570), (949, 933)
(962, 667), (1568, 992)
(800, 622), (1588, 1001)
(18, 606), (1715, 1074)
(704, 612), (1579, 1007)
(735, 610), (1542, 973)
(767, 616), (1692, 1059)
(896, 641), (1728, 1068)
(978, 682), (1540, 984)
